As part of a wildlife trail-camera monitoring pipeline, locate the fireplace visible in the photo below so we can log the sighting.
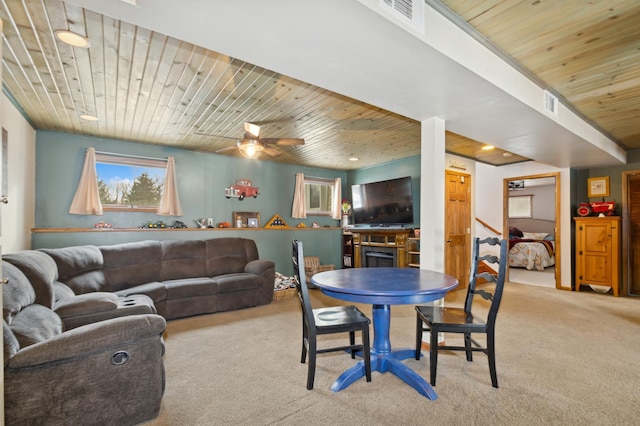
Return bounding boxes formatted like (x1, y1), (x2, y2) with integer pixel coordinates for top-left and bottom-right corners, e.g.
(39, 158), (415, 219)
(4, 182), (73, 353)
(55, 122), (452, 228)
(362, 246), (397, 267)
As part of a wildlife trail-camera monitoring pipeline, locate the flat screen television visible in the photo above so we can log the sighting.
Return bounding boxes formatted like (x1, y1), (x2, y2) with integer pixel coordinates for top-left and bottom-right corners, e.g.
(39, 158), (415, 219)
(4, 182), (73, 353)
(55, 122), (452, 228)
(351, 176), (414, 226)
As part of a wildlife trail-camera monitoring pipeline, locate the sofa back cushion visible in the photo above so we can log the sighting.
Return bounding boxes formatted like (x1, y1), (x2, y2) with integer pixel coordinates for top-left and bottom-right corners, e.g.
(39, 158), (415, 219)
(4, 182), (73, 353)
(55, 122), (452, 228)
(3, 251), (57, 309)
(205, 238), (258, 276)
(9, 304), (63, 348)
(40, 246), (106, 295)
(2, 261), (63, 350)
(100, 241), (163, 292)
(161, 240), (207, 281)
(2, 261), (36, 323)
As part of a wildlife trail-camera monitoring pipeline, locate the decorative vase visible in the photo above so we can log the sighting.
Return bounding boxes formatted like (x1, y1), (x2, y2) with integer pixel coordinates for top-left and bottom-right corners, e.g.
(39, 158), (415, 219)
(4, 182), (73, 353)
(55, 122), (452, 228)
(342, 214), (349, 228)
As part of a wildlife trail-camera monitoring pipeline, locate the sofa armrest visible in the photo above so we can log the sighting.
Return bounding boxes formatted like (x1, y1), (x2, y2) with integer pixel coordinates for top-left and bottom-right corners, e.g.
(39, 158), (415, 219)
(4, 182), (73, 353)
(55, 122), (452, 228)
(244, 259), (275, 276)
(8, 314), (166, 369)
(54, 292), (119, 317)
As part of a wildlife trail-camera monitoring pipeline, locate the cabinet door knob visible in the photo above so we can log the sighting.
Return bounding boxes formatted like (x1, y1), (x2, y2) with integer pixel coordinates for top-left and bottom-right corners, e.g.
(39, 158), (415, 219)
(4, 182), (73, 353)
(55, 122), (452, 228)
(0, 196), (7, 204)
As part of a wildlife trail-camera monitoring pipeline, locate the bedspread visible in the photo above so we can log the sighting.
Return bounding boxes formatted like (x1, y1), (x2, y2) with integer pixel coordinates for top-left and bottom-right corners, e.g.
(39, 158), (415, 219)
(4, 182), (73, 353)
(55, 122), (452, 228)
(509, 239), (555, 271)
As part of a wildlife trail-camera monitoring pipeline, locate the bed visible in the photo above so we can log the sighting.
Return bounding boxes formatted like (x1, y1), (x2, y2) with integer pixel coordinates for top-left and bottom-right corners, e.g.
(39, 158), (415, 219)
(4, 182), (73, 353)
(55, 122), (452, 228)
(508, 218), (556, 271)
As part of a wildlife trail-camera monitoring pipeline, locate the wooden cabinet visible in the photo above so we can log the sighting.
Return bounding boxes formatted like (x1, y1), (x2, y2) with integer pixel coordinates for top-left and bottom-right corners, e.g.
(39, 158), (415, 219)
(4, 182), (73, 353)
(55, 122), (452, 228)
(407, 237), (420, 268)
(574, 217), (621, 296)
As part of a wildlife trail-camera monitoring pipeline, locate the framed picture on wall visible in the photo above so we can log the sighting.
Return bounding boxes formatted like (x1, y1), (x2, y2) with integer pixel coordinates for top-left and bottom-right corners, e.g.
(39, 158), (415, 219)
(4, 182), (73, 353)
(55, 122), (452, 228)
(588, 177), (610, 198)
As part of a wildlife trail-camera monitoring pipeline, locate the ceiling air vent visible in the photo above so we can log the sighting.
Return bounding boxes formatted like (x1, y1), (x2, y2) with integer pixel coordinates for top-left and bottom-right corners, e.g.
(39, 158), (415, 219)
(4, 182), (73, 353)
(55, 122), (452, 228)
(543, 90), (558, 116)
(380, 0), (424, 33)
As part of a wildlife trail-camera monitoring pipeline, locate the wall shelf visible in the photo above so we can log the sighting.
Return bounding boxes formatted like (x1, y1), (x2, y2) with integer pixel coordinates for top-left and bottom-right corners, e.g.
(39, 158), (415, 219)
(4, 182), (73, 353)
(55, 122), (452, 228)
(31, 227), (342, 233)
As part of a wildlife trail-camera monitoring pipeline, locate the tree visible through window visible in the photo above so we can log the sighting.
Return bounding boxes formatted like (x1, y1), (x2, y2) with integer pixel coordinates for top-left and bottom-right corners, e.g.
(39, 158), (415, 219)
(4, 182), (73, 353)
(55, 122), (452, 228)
(96, 155), (166, 211)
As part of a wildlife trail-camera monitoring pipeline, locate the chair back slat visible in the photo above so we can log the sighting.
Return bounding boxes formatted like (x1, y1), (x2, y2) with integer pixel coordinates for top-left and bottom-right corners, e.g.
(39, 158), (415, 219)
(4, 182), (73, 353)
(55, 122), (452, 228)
(464, 237), (508, 326)
(292, 240), (316, 329)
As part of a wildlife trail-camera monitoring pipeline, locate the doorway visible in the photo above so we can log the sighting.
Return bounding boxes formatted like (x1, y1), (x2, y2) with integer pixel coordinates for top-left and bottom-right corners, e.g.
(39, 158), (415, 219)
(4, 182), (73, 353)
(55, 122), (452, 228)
(504, 173), (561, 289)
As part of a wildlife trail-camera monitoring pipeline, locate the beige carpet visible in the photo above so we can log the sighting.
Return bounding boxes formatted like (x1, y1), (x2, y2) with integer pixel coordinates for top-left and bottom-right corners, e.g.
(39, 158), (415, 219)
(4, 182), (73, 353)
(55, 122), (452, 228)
(144, 282), (640, 426)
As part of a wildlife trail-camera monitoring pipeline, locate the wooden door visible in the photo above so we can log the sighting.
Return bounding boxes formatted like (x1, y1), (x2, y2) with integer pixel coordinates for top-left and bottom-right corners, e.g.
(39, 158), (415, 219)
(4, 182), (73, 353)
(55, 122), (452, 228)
(445, 171), (471, 289)
(624, 172), (640, 295)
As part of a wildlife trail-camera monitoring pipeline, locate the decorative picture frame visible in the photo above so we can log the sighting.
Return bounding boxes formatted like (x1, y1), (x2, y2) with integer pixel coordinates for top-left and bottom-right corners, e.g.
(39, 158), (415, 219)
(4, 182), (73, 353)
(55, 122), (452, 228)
(588, 176), (610, 198)
(233, 211), (260, 228)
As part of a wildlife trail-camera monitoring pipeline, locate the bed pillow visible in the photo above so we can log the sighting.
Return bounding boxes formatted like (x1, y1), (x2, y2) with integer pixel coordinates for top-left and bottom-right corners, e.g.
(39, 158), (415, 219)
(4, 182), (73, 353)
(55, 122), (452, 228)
(509, 226), (523, 238)
(544, 234), (554, 241)
(523, 232), (548, 240)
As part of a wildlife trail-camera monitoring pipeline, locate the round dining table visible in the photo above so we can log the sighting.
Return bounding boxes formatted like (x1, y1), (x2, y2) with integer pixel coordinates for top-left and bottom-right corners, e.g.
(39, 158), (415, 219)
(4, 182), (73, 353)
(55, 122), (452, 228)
(311, 267), (458, 400)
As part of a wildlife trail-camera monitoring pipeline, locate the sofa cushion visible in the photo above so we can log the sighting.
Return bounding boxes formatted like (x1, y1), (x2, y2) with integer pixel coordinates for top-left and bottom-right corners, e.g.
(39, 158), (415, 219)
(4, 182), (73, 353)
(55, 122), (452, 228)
(40, 246), (106, 295)
(100, 241), (163, 291)
(114, 281), (167, 305)
(3, 251), (57, 308)
(205, 238), (257, 276)
(53, 281), (76, 301)
(10, 304), (63, 347)
(215, 273), (262, 293)
(161, 240), (207, 281)
(164, 277), (218, 299)
(39, 245), (103, 279)
(2, 261), (36, 323)
(63, 270), (106, 295)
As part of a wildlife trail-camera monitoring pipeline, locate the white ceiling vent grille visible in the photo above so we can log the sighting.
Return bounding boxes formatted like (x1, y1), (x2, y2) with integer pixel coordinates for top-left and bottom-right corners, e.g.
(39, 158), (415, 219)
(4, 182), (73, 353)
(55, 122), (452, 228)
(380, 0), (424, 33)
(543, 90), (558, 116)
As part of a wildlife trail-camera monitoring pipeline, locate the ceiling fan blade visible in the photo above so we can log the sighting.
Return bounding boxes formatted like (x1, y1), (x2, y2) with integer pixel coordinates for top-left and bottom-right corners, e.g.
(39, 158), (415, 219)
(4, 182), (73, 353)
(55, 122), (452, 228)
(244, 122), (260, 138)
(262, 138), (305, 146)
(262, 145), (282, 157)
(216, 144), (238, 153)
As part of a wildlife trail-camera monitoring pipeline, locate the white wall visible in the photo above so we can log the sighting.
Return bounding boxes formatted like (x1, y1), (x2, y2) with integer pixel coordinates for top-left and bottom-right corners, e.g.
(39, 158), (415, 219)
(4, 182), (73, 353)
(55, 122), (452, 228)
(1, 93), (36, 252)
(476, 161), (571, 290)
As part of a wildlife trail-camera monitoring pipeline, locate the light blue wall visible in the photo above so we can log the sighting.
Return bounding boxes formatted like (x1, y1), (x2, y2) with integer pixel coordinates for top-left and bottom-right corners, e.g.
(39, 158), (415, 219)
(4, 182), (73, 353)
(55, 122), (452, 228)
(346, 155), (421, 228)
(33, 131), (347, 275)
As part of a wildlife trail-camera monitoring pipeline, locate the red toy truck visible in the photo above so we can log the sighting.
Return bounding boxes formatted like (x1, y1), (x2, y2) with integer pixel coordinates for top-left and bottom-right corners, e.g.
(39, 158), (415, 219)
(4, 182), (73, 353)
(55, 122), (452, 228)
(576, 201), (615, 217)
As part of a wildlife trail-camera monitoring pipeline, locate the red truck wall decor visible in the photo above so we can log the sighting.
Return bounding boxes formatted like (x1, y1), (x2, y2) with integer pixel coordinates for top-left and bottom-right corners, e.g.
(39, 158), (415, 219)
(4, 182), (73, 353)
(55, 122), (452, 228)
(225, 179), (259, 200)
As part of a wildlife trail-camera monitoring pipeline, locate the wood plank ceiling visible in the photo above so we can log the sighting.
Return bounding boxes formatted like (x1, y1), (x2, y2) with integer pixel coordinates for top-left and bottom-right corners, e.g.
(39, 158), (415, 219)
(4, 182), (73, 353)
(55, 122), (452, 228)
(0, 1), (637, 170)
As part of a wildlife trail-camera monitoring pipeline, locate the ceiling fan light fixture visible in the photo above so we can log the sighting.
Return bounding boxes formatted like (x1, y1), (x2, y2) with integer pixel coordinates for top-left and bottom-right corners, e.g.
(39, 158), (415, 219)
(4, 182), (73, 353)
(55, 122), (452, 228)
(54, 30), (91, 48)
(237, 139), (264, 158)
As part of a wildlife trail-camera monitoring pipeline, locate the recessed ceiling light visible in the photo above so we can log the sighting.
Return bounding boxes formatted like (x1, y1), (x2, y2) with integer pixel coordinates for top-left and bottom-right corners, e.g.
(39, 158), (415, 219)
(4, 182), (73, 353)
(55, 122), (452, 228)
(79, 114), (98, 121)
(348, 156), (359, 161)
(481, 145), (495, 151)
(54, 30), (91, 48)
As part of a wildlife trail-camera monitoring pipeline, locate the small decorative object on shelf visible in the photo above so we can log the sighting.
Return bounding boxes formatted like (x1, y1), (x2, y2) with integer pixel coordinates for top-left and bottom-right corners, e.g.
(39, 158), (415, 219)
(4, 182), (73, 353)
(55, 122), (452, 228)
(224, 179), (259, 200)
(94, 221), (112, 229)
(296, 222), (306, 228)
(265, 214), (289, 228)
(341, 198), (351, 227)
(172, 220), (188, 228)
(233, 211), (260, 228)
(312, 222), (320, 228)
(217, 221), (231, 228)
(576, 201), (615, 217)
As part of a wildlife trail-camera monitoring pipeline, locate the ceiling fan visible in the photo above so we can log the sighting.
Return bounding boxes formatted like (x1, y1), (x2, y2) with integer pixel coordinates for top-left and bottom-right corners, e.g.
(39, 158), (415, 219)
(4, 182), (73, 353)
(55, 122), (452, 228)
(212, 122), (305, 158)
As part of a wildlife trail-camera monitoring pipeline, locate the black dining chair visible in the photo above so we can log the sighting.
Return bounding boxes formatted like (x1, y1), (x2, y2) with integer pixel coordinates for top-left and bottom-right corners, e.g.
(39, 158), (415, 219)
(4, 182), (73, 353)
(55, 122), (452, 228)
(292, 239), (372, 390)
(414, 236), (507, 388)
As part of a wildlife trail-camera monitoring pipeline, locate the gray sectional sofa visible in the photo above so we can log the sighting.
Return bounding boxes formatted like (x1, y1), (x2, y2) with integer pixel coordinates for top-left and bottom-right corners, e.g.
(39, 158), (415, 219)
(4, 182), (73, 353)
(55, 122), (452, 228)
(2, 237), (275, 425)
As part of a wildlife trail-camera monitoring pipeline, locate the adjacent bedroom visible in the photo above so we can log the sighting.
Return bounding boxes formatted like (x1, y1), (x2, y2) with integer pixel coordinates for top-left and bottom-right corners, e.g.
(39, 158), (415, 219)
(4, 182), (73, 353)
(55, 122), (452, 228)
(507, 177), (557, 288)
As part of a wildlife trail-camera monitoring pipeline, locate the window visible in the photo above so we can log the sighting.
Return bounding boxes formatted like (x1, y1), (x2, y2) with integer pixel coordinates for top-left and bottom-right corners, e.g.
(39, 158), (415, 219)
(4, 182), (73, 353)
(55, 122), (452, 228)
(96, 153), (167, 212)
(508, 195), (532, 218)
(304, 177), (334, 216)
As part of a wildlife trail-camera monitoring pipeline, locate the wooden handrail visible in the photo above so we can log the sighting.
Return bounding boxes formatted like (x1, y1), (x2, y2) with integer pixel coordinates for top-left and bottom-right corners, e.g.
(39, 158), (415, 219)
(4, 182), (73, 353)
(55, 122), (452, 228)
(475, 218), (502, 236)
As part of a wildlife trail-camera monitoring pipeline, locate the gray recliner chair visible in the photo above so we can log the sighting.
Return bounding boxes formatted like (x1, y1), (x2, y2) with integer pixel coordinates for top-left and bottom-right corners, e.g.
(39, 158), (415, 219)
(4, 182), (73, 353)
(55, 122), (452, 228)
(2, 260), (166, 426)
